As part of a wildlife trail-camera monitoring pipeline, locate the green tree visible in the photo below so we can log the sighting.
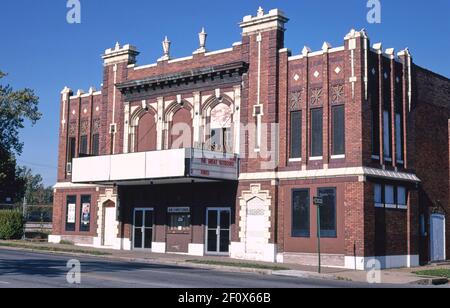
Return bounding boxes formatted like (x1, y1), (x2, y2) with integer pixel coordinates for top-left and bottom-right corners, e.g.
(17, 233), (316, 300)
(0, 70), (41, 203)
(16, 167), (53, 205)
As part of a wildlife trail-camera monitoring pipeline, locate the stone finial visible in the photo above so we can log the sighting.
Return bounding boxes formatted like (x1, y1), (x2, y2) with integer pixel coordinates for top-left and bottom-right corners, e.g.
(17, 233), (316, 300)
(115, 42), (121, 50)
(257, 6), (265, 17)
(302, 46), (312, 56)
(195, 27), (207, 54)
(322, 42), (332, 52)
(61, 86), (71, 95)
(88, 86), (96, 95)
(76, 89), (85, 97)
(397, 48), (412, 58)
(159, 36), (171, 61)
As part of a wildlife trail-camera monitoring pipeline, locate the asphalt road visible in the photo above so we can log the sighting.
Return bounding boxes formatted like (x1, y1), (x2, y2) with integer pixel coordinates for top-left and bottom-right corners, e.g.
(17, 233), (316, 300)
(0, 248), (415, 288)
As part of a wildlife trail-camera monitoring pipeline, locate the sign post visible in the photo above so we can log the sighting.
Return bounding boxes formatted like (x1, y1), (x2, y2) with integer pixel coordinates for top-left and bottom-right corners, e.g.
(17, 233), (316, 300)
(313, 197), (323, 274)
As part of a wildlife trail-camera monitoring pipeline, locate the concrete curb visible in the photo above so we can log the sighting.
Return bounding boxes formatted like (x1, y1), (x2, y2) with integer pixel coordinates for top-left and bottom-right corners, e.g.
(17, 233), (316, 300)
(272, 270), (337, 281)
(0, 246), (274, 276)
(411, 277), (449, 286)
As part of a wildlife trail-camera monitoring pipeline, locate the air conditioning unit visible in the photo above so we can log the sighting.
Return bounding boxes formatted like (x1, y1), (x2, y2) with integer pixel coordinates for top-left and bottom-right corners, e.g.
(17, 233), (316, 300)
(66, 162), (72, 174)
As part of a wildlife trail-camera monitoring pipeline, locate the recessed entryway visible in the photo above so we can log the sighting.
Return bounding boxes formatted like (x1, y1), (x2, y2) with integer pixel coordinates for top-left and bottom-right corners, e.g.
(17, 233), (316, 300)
(133, 208), (154, 250)
(206, 208), (231, 255)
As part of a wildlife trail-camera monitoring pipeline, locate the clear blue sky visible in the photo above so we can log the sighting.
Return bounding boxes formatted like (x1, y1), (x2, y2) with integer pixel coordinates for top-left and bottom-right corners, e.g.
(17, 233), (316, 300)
(1, 0), (449, 186)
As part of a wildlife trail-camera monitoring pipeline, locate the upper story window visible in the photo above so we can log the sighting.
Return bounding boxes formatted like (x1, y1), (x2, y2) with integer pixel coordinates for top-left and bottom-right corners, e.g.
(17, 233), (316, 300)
(383, 110), (391, 160)
(92, 134), (99, 156)
(332, 105), (345, 156)
(395, 113), (404, 163)
(80, 135), (88, 156)
(209, 103), (233, 153)
(311, 108), (323, 158)
(290, 111), (302, 159)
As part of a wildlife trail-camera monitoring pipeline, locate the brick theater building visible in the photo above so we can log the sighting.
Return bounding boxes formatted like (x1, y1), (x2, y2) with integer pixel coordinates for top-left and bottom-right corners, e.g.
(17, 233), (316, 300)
(51, 8), (450, 269)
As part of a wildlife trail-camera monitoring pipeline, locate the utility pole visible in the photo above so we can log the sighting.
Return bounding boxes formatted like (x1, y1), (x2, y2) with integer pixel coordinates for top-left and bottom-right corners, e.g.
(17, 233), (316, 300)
(22, 196), (27, 240)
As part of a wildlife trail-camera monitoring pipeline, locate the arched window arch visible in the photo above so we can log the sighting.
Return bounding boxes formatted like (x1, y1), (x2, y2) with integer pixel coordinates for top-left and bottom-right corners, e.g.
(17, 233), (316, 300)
(136, 111), (157, 152)
(209, 103), (233, 152)
(170, 107), (193, 149)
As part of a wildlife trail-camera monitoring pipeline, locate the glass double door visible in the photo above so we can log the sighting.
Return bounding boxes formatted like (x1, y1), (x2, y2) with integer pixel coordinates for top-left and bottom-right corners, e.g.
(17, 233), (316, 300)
(133, 209), (154, 250)
(206, 208), (231, 255)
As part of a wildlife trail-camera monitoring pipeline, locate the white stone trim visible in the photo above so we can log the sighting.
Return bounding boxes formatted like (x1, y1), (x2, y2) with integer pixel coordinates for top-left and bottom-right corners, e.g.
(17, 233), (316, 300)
(230, 242), (277, 263)
(48, 235), (62, 244)
(168, 56), (193, 64)
(53, 182), (104, 189)
(188, 244), (205, 256)
(151, 242), (166, 253)
(134, 63), (157, 70)
(239, 167), (421, 183)
(309, 156), (323, 161)
(331, 155), (346, 160)
(204, 48), (233, 57)
(233, 184), (275, 262)
(345, 255), (419, 270)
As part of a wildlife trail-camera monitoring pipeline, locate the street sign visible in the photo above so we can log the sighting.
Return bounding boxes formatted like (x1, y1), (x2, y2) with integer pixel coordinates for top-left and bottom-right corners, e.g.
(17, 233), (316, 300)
(314, 196), (323, 273)
(313, 197), (323, 206)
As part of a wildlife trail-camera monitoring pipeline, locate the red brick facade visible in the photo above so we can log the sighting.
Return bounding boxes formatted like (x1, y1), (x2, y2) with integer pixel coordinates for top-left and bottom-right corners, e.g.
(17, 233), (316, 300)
(51, 8), (450, 269)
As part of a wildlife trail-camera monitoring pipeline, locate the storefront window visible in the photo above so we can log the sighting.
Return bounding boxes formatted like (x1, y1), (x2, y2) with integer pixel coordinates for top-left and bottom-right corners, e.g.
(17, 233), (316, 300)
(292, 189), (310, 237)
(318, 188), (337, 238)
(79, 195), (91, 232)
(168, 207), (191, 231)
(65, 195), (76, 232)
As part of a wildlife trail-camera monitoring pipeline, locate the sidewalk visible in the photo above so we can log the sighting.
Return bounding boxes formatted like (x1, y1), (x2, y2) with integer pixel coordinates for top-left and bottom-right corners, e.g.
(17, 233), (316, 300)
(0, 240), (448, 286)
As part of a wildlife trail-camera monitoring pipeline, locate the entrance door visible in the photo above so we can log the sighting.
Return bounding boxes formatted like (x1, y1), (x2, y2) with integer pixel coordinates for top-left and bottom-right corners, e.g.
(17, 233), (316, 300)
(103, 206), (116, 247)
(206, 208), (231, 255)
(133, 209), (154, 250)
(430, 214), (446, 262)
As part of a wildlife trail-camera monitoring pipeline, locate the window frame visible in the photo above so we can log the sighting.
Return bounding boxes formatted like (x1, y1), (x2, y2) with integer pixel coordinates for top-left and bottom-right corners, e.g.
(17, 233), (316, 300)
(331, 105), (345, 156)
(317, 187), (337, 238)
(290, 111), (302, 160)
(92, 133), (100, 156)
(291, 189), (310, 238)
(310, 108), (324, 158)
(65, 195), (77, 232)
(79, 195), (91, 232)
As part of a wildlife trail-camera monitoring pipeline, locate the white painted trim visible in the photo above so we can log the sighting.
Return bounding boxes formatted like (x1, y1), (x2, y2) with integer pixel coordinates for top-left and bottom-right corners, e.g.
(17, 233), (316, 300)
(331, 155), (345, 160)
(329, 46), (345, 53)
(204, 48), (233, 57)
(239, 167), (421, 183)
(309, 156), (323, 161)
(134, 63), (158, 70)
(168, 56), (193, 64)
(385, 204), (397, 209)
(53, 182), (105, 189)
(152, 242), (166, 254)
(375, 203), (385, 208)
(48, 235), (62, 244)
(188, 244), (205, 256)
(345, 255), (419, 270)
(289, 158), (302, 163)
(288, 55), (303, 61)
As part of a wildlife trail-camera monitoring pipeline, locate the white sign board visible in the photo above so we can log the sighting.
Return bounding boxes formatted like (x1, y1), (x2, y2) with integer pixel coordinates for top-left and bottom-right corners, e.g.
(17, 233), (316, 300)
(190, 151), (238, 180)
(67, 203), (76, 224)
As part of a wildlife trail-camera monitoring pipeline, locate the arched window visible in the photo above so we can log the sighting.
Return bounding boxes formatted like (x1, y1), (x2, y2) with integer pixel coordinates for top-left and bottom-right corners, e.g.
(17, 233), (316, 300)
(210, 103), (233, 153)
(136, 112), (157, 152)
(170, 107), (192, 149)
